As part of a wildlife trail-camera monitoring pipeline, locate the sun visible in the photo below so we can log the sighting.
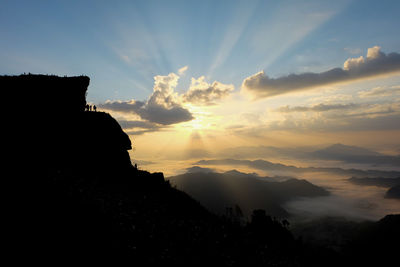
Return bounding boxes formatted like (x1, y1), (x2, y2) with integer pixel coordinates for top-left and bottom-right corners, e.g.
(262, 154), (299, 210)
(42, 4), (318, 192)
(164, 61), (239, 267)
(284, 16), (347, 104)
(184, 117), (210, 131)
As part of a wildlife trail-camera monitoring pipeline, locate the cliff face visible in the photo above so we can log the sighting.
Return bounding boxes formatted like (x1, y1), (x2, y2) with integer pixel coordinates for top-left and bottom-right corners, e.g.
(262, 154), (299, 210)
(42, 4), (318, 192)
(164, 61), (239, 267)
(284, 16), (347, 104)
(4, 74), (298, 265)
(1, 74), (89, 114)
(1, 74), (133, 174)
(4, 74), (398, 266)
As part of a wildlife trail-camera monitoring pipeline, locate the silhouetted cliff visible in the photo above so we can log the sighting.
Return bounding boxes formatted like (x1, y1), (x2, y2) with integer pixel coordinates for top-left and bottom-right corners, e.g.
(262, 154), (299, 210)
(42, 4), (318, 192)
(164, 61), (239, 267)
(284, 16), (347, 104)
(5, 74), (299, 265)
(5, 74), (398, 266)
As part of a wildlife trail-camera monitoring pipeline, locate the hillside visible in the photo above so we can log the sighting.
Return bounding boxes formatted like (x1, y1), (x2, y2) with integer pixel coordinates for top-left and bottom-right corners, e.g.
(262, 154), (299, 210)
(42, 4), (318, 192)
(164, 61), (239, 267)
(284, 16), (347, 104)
(5, 74), (300, 265)
(385, 185), (400, 199)
(168, 169), (329, 218)
(348, 177), (400, 188)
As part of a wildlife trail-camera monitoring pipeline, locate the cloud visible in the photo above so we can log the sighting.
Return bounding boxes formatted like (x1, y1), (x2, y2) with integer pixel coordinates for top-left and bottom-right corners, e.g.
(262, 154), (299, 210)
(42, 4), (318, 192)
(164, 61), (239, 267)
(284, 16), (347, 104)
(276, 103), (361, 113)
(230, 101), (400, 137)
(242, 46), (400, 98)
(358, 85), (400, 98)
(119, 120), (160, 129)
(178, 65), (188, 75)
(267, 113), (400, 132)
(100, 72), (193, 125)
(118, 120), (164, 135)
(274, 101), (400, 117)
(182, 76), (234, 105)
(99, 99), (145, 113)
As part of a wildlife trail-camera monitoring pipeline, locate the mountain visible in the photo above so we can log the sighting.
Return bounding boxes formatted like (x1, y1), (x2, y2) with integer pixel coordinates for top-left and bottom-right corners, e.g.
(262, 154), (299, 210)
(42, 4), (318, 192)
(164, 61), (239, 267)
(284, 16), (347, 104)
(385, 185), (400, 199)
(348, 177), (400, 187)
(344, 214), (400, 266)
(291, 214), (400, 266)
(168, 169), (329, 218)
(313, 143), (381, 157)
(217, 144), (400, 166)
(195, 158), (400, 178)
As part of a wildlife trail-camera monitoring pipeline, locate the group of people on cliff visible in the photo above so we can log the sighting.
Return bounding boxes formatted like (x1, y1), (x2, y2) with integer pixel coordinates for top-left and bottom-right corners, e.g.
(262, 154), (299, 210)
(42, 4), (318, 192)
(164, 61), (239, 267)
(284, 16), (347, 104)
(85, 104), (97, 112)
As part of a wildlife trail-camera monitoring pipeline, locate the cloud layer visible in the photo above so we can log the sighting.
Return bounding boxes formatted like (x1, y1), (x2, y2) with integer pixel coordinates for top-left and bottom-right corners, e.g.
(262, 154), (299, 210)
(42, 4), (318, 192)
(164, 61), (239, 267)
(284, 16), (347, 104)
(358, 85), (400, 98)
(242, 46), (400, 98)
(276, 103), (361, 113)
(118, 120), (164, 135)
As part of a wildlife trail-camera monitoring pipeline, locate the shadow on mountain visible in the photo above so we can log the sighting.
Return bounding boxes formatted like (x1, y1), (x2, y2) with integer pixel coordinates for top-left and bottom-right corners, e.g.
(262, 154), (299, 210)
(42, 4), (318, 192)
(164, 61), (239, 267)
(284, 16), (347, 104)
(4, 74), (399, 266)
(348, 177), (400, 188)
(385, 185), (400, 199)
(168, 168), (329, 218)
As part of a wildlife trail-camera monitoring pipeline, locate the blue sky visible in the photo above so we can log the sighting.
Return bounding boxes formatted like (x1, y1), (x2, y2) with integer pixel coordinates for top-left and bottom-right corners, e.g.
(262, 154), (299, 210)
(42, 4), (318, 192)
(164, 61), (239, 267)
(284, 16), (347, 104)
(1, 0), (399, 102)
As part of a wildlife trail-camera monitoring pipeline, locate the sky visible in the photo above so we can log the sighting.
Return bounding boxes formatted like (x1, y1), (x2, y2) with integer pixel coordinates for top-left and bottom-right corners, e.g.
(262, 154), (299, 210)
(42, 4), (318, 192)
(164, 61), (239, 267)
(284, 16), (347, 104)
(1, 0), (400, 175)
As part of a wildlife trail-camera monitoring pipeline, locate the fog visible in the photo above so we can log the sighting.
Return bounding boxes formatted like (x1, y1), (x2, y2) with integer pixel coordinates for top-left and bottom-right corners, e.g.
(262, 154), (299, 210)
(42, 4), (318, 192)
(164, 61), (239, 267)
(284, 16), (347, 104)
(283, 172), (400, 221)
(133, 157), (399, 222)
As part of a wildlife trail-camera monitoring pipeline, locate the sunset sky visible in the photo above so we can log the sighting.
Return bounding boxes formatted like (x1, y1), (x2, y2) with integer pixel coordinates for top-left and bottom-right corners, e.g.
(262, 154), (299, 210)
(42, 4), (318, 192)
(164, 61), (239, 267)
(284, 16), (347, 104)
(1, 0), (400, 174)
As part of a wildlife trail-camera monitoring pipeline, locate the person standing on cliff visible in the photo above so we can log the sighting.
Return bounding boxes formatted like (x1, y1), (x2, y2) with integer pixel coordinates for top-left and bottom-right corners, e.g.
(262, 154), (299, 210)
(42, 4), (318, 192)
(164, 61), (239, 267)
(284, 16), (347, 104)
(93, 105), (97, 112)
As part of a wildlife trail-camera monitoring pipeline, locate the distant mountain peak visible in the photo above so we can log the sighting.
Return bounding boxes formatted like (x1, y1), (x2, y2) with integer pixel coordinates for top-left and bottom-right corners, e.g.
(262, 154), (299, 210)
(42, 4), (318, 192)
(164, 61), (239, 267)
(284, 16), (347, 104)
(319, 143), (381, 156)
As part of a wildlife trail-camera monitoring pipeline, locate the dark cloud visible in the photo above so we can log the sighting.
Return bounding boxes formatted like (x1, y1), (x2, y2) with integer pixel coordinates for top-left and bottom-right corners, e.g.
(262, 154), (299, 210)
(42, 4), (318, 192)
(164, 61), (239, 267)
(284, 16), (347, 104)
(137, 104), (193, 125)
(99, 73), (194, 125)
(125, 129), (159, 135)
(118, 119), (164, 135)
(182, 77), (234, 105)
(99, 100), (145, 113)
(118, 119), (160, 129)
(242, 46), (400, 98)
(100, 100), (193, 125)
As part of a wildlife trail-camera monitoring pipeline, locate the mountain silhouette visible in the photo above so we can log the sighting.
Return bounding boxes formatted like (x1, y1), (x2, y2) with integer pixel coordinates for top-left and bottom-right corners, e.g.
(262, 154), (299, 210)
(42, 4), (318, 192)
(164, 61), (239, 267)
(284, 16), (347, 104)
(385, 185), (400, 199)
(348, 177), (400, 188)
(218, 144), (400, 166)
(168, 169), (329, 218)
(4, 74), (302, 265)
(4, 74), (398, 266)
(195, 158), (400, 178)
